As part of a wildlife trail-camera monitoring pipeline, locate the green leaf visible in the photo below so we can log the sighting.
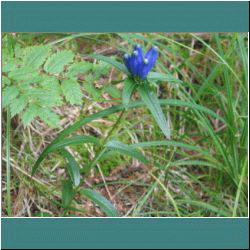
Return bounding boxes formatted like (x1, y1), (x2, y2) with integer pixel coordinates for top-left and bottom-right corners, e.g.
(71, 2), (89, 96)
(80, 188), (119, 217)
(39, 108), (61, 128)
(104, 85), (121, 99)
(66, 61), (93, 77)
(147, 72), (182, 83)
(50, 135), (100, 152)
(32, 99), (226, 176)
(23, 45), (51, 69)
(21, 103), (40, 127)
(83, 80), (101, 99)
(105, 140), (148, 164)
(31, 136), (99, 177)
(2, 76), (11, 87)
(61, 79), (82, 105)
(86, 53), (128, 74)
(123, 78), (136, 109)
(60, 149), (81, 187)
(2, 85), (19, 107)
(44, 50), (75, 74)
(94, 60), (112, 76)
(130, 141), (212, 159)
(39, 77), (63, 106)
(2, 59), (19, 73)
(138, 85), (170, 139)
(8, 67), (39, 81)
(62, 180), (74, 209)
(9, 95), (28, 117)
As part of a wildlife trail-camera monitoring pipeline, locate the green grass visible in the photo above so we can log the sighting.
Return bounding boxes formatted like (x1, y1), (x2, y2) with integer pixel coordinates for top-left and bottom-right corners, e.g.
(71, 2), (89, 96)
(1, 32), (248, 217)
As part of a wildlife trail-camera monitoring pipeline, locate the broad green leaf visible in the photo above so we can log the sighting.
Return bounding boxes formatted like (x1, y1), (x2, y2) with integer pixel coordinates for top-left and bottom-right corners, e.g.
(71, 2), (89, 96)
(62, 180), (74, 208)
(86, 53), (128, 74)
(105, 140), (148, 164)
(61, 79), (82, 105)
(147, 72), (182, 83)
(66, 61), (93, 77)
(44, 50), (74, 74)
(9, 95), (28, 117)
(50, 135), (100, 152)
(2, 85), (19, 107)
(80, 188), (119, 217)
(23, 45), (51, 69)
(122, 78), (136, 109)
(21, 103), (40, 127)
(138, 85), (170, 139)
(60, 149), (81, 187)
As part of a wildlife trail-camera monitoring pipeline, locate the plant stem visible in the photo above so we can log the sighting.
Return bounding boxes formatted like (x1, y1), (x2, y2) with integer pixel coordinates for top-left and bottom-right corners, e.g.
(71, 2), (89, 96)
(81, 110), (126, 175)
(6, 107), (13, 216)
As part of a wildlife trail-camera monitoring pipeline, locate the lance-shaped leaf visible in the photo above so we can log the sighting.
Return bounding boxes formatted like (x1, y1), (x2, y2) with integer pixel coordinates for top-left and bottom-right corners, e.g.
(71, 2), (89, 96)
(31, 136), (99, 176)
(32, 99), (226, 176)
(138, 85), (170, 139)
(62, 180), (74, 209)
(80, 188), (119, 217)
(123, 78), (136, 109)
(60, 149), (81, 187)
(105, 140), (148, 164)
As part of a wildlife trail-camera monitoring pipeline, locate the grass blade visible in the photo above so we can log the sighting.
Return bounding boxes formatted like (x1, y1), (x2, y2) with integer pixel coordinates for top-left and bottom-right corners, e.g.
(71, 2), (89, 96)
(6, 107), (12, 216)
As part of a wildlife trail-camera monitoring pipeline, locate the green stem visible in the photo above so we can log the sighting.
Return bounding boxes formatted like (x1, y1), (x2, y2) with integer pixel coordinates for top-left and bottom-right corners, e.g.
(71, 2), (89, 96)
(81, 110), (126, 175)
(6, 107), (13, 216)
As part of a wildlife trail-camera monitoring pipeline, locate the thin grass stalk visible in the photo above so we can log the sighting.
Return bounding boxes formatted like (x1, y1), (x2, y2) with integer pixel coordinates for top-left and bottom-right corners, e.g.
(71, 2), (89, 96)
(6, 107), (13, 216)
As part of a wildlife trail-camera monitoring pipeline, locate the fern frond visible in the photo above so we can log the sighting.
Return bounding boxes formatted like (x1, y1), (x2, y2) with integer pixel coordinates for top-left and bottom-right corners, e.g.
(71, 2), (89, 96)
(44, 50), (75, 74)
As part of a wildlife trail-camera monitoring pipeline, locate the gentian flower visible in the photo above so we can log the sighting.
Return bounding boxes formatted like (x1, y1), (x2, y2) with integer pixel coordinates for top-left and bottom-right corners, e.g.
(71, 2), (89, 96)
(124, 45), (158, 80)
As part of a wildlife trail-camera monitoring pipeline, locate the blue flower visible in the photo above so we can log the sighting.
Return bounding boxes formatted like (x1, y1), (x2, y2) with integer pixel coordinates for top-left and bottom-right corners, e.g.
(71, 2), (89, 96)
(124, 45), (158, 80)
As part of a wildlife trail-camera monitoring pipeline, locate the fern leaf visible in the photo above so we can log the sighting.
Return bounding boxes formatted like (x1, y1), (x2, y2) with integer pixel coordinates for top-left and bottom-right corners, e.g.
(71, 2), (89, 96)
(10, 95), (28, 117)
(8, 67), (39, 81)
(23, 45), (51, 69)
(61, 79), (82, 105)
(2, 86), (19, 107)
(21, 103), (40, 127)
(39, 108), (61, 128)
(44, 50), (75, 74)
(66, 61), (93, 77)
(40, 77), (63, 106)
(2, 76), (11, 87)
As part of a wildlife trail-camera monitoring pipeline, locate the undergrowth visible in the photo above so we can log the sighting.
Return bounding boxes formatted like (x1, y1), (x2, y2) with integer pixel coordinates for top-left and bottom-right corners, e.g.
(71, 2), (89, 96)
(1, 32), (248, 217)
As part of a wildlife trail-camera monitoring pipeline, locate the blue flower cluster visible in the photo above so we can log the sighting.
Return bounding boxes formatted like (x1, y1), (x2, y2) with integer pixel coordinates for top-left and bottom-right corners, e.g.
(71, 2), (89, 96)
(124, 45), (158, 80)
